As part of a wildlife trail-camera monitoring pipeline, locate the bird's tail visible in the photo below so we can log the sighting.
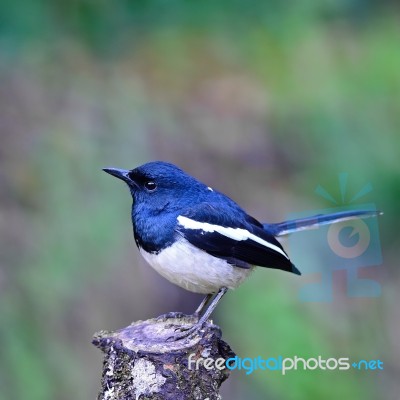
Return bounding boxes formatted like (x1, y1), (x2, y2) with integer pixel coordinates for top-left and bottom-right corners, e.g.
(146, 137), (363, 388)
(264, 210), (382, 237)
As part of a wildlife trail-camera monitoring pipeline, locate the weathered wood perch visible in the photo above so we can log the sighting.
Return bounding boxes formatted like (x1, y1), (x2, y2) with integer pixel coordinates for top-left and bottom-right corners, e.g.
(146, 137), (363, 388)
(93, 312), (235, 400)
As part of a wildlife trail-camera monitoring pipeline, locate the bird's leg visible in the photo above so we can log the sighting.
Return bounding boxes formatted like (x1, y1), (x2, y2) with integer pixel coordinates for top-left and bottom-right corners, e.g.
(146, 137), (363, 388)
(161, 294), (213, 323)
(168, 287), (228, 341)
(194, 287), (227, 329)
(193, 293), (213, 319)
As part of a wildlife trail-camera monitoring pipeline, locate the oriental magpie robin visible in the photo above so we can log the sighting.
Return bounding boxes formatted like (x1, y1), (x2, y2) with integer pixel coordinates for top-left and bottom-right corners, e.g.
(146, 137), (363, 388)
(103, 161), (381, 339)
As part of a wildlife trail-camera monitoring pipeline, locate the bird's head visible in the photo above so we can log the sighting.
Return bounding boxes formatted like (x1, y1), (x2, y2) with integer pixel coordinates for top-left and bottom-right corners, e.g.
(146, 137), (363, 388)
(103, 161), (206, 213)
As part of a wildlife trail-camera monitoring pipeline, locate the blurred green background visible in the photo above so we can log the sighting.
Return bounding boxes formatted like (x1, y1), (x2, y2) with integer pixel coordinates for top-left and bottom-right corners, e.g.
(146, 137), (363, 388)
(0, 1), (399, 399)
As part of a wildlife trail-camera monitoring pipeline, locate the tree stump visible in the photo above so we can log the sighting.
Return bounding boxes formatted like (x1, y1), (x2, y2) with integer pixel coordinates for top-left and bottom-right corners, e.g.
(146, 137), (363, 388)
(93, 312), (235, 400)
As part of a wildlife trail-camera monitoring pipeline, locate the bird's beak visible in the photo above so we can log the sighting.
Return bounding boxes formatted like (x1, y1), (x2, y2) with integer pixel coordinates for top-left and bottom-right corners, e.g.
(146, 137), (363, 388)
(102, 167), (131, 184)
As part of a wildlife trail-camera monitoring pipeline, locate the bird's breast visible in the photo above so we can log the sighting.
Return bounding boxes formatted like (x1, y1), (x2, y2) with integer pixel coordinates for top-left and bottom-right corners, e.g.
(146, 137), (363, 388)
(132, 211), (177, 254)
(139, 238), (253, 294)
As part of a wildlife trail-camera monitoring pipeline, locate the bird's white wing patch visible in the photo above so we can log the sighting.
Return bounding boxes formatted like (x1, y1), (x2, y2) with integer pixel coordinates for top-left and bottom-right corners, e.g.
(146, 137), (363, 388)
(177, 215), (289, 259)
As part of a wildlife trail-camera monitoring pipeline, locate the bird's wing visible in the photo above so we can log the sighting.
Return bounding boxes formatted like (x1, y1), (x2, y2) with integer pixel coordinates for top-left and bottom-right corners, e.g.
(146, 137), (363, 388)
(175, 203), (300, 275)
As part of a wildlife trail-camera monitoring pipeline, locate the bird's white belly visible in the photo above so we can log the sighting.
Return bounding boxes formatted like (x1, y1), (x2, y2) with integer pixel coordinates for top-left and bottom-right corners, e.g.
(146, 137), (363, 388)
(139, 238), (254, 294)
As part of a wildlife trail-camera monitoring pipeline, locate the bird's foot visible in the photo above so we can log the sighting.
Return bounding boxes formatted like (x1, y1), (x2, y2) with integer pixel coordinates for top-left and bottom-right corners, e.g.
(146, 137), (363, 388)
(192, 311), (201, 320)
(157, 311), (188, 320)
(166, 321), (204, 342)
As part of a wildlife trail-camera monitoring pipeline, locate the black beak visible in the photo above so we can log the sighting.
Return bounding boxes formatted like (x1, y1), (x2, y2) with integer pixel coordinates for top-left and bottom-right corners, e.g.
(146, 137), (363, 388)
(102, 167), (131, 183)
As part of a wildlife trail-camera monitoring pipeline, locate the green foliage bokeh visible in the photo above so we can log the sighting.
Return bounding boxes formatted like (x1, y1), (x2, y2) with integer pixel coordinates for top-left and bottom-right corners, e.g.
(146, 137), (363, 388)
(0, 1), (398, 399)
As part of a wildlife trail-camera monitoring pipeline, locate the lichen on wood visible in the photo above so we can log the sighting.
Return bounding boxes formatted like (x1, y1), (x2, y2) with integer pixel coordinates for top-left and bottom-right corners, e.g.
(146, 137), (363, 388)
(93, 313), (235, 400)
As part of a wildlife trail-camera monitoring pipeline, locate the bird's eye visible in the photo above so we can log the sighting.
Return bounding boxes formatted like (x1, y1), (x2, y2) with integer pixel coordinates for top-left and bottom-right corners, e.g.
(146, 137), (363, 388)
(144, 181), (157, 191)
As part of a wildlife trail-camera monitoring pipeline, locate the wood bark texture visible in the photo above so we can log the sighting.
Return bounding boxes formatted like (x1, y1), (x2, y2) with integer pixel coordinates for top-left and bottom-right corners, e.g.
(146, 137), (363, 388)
(93, 313), (235, 400)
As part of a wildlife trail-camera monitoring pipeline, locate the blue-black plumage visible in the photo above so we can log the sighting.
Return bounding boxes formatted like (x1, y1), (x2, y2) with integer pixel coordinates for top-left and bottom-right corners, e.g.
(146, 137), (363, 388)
(103, 161), (382, 339)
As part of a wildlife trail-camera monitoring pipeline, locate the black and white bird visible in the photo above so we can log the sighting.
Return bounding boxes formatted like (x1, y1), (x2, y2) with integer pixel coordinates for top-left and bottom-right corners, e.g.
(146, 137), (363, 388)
(103, 161), (380, 339)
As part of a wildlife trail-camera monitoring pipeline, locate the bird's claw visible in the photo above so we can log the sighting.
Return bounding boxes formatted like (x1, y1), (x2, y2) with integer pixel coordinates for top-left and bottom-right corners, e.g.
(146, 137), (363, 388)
(157, 311), (187, 321)
(165, 325), (201, 342)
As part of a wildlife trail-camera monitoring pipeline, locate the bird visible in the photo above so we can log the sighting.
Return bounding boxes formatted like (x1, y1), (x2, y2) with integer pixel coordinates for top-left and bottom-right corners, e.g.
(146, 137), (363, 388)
(103, 161), (381, 340)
